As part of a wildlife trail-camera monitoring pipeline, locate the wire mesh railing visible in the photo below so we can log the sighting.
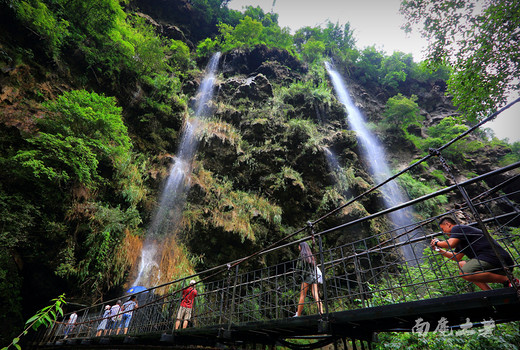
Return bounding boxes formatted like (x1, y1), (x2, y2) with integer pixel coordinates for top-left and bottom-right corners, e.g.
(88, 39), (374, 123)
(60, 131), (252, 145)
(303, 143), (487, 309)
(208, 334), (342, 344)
(38, 160), (520, 345)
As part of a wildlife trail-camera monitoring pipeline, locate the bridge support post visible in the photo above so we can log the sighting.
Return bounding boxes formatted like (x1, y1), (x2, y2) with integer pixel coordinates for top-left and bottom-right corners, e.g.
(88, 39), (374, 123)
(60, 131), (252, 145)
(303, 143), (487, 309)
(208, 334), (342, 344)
(317, 319), (330, 333)
(433, 150), (520, 297)
(227, 264), (240, 332)
(160, 333), (174, 343)
(219, 264), (232, 325)
(316, 233), (330, 318)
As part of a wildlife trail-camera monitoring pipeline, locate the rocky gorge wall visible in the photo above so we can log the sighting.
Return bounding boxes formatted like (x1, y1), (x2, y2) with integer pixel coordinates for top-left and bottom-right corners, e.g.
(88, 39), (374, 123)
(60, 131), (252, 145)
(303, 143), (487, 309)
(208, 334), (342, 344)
(1, 1), (517, 344)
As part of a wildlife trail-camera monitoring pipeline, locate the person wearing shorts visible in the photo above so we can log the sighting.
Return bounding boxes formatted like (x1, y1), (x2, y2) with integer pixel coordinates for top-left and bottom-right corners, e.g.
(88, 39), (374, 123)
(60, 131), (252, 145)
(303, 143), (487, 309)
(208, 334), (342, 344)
(431, 217), (518, 290)
(119, 295), (138, 335)
(175, 280), (198, 330)
(108, 300), (121, 335)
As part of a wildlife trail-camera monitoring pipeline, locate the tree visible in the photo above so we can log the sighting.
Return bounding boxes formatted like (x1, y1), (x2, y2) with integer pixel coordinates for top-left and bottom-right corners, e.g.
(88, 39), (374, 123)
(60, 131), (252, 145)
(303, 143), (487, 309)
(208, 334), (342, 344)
(14, 0), (70, 59)
(384, 93), (422, 127)
(356, 46), (384, 85)
(293, 21), (357, 61)
(232, 16), (263, 48)
(10, 90), (144, 297)
(401, 0), (520, 121)
(380, 52), (413, 91)
(14, 90), (131, 189)
(301, 38), (326, 63)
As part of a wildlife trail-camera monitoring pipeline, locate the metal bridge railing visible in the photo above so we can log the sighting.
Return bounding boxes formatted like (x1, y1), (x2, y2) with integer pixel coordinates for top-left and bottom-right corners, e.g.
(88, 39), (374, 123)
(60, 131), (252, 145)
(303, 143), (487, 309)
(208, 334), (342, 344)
(39, 161), (520, 345)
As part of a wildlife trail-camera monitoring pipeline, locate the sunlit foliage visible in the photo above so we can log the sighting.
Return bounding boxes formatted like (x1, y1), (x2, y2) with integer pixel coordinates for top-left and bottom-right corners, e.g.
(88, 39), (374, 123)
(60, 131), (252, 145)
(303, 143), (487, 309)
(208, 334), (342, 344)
(401, 0), (520, 121)
(384, 93), (423, 128)
(196, 11), (294, 57)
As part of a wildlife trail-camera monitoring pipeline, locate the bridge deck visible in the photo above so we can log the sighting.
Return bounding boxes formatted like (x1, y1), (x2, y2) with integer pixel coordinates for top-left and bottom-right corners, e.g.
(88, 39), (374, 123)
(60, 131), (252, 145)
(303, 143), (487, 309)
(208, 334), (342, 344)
(45, 288), (519, 349)
(37, 162), (520, 349)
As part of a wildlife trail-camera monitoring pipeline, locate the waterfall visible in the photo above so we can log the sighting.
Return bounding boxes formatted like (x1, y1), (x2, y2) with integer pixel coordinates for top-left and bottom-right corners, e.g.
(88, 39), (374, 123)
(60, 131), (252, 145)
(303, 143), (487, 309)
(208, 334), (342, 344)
(132, 53), (221, 287)
(324, 147), (352, 199)
(325, 62), (422, 263)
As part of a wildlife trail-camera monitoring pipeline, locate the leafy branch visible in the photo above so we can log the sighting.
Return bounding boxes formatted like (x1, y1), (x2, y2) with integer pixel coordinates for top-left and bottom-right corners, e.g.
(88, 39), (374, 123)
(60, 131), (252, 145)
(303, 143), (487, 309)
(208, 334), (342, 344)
(2, 294), (66, 350)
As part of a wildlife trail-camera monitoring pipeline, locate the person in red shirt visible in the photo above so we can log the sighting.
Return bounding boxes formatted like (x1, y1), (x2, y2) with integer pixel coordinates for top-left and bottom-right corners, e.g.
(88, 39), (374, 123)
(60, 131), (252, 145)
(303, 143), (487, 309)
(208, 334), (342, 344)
(175, 280), (198, 329)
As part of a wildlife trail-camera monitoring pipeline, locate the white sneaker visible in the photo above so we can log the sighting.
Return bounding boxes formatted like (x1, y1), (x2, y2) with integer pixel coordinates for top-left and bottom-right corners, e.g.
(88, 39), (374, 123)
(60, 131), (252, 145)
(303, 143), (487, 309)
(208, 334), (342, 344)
(292, 313), (299, 317)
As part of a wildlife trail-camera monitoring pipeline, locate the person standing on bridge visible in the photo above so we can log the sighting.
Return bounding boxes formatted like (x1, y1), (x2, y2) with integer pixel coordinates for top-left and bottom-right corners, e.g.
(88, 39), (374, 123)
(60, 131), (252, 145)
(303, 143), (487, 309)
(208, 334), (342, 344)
(431, 217), (518, 291)
(294, 242), (323, 317)
(175, 280), (198, 329)
(63, 311), (77, 339)
(96, 305), (111, 337)
(119, 295), (138, 335)
(108, 300), (122, 335)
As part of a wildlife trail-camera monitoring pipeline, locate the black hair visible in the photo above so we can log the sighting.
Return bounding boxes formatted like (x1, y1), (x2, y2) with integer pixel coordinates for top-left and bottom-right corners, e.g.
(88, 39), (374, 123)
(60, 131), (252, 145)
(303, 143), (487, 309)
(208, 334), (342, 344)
(439, 217), (456, 226)
(299, 242), (316, 266)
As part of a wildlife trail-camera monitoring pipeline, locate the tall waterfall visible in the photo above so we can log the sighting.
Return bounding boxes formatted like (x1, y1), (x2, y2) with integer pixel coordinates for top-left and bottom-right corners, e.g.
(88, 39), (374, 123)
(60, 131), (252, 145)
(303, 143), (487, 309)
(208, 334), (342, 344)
(325, 62), (421, 262)
(133, 53), (221, 287)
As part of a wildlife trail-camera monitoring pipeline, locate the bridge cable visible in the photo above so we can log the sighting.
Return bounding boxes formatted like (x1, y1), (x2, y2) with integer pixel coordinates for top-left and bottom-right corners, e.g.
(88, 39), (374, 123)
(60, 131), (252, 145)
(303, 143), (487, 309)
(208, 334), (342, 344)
(432, 149), (520, 296)
(206, 98), (520, 280)
(71, 98), (520, 333)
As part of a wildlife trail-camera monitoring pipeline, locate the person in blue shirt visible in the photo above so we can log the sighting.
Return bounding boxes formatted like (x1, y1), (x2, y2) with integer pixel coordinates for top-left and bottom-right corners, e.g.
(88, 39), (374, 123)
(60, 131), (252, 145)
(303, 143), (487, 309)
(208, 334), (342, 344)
(119, 295), (138, 335)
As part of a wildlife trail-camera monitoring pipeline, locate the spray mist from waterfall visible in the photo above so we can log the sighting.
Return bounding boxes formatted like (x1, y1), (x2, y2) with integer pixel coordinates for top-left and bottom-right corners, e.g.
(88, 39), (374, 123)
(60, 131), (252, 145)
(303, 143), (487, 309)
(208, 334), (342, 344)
(325, 62), (423, 263)
(132, 53), (221, 287)
(323, 147), (352, 199)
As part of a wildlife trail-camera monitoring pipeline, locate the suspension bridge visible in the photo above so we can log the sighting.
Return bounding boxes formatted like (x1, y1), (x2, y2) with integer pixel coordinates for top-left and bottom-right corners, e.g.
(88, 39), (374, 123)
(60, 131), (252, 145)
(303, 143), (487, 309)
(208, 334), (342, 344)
(34, 101), (520, 349)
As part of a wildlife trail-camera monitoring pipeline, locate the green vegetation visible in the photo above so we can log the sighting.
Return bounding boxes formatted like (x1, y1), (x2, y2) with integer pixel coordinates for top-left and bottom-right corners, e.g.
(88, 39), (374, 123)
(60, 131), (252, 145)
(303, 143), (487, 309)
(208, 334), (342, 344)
(372, 242), (520, 350)
(0, 89), (145, 340)
(2, 294), (65, 350)
(396, 173), (448, 219)
(1, 0), (518, 347)
(383, 93), (423, 128)
(401, 0), (520, 121)
(375, 321), (520, 350)
(9, 0), (192, 88)
(420, 116), (483, 161)
(15, 90), (131, 188)
(294, 22), (357, 64)
(185, 164), (282, 243)
(15, 0), (70, 59)
(196, 10), (293, 57)
(499, 141), (520, 166)
(382, 97), (486, 164)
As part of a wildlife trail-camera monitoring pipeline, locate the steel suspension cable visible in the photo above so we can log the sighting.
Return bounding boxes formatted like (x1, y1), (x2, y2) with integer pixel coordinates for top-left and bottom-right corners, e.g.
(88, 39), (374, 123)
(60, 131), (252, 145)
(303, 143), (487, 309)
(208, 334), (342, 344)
(309, 96), (520, 227)
(207, 97), (520, 277)
(98, 98), (520, 316)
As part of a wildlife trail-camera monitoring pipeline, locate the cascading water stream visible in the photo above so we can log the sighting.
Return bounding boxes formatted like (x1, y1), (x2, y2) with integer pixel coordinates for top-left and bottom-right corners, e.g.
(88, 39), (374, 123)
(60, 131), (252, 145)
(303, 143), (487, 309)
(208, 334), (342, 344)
(325, 62), (422, 263)
(132, 53), (221, 287)
(324, 147), (352, 199)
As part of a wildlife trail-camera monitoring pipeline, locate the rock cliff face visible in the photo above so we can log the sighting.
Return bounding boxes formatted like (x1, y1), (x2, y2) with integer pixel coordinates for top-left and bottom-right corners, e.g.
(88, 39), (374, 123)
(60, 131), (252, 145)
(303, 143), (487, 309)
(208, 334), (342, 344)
(1, 3), (517, 343)
(130, 0), (220, 44)
(193, 44), (516, 239)
(187, 47), (394, 255)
